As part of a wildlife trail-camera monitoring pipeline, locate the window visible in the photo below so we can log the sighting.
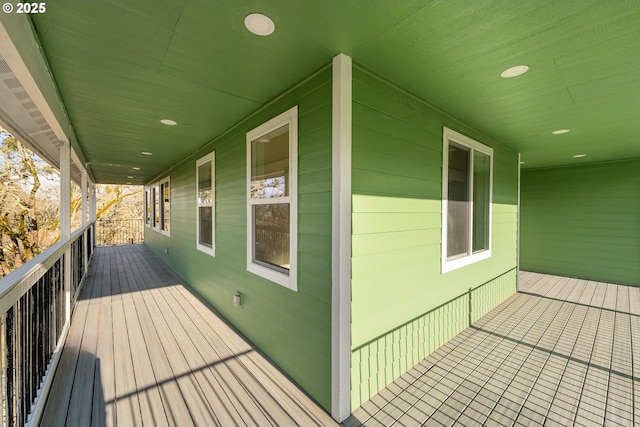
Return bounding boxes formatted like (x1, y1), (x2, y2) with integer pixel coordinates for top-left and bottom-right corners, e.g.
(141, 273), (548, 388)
(442, 127), (493, 273)
(152, 186), (160, 230)
(196, 153), (215, 255)
(160, 178), (170, 235)
(146, 178), (170, 235)
(246, 106), (297, 290)
(144, 188), (151, 227)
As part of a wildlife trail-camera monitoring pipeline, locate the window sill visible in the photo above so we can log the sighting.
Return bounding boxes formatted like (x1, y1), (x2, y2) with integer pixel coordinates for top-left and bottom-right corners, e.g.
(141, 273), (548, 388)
(441, 250), (491, 274)
(247, 262), (296, 291)
(196, 244), (215, 257)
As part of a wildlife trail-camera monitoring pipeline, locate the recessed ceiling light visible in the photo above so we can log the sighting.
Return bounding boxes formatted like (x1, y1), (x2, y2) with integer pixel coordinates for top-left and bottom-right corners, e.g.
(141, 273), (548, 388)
(257, 138), (271, 143)
(573, 154), (586, 158)
(160, 119), (177, 126)
(244, 13), (275, 36)
(132, 167), (140, 170)
(127, 176), (133, 179)
(552, 129), (570, 135)
(141, 151), (153, 155)
(501, 65), (529, 78)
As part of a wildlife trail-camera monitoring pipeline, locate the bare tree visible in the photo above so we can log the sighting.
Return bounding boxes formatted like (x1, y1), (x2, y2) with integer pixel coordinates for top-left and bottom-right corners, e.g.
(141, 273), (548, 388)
(1, 129), (145, 277)
(0, 130), (56, 275)
(93, 185), (143, 245)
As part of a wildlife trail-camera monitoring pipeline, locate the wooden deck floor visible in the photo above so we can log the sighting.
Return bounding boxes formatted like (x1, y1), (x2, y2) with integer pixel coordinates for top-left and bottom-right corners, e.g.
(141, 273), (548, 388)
(40, 245), (337, 427)
(345, 271), (640, 427)
(42, 249), (640, 427)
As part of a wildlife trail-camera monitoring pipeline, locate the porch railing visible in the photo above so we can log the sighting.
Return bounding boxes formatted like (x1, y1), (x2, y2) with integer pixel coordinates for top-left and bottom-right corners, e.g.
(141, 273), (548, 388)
(0, 222), (95, 427)
(255, 224), (290, 267)
(96, 218), (143, 246)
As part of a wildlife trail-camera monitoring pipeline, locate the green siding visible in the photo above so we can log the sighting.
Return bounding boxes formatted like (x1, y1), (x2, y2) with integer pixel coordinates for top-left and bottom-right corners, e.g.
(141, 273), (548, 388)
(144, 67), (333, 410)
(520, 159), (640, 286)
(350, 66), (519, 408)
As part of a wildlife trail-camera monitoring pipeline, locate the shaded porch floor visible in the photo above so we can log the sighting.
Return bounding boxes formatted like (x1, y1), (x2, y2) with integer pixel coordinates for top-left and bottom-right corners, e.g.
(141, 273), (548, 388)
(345, 272), (640, 426)
(40, 245), (337, 427)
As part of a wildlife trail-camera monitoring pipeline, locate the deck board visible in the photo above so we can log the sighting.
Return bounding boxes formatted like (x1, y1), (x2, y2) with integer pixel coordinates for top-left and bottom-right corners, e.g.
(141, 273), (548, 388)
(40, 291), (90, 426)
(345, 271), (640, 426)
(40, 245), (337, 427)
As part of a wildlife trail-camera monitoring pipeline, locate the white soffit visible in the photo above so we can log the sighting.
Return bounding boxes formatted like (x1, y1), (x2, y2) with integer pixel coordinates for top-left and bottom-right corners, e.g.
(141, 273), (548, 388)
(0, 21), (86, 182)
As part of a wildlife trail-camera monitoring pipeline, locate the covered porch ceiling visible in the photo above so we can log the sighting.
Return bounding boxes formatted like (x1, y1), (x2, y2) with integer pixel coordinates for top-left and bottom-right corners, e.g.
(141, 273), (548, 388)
(3, 1), (640, 184)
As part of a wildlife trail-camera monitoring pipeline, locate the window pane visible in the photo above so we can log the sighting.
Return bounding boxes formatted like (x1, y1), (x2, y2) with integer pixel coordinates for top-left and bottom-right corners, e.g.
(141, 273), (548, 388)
(199, 206), (212, 247)
(447, 143), (470, 259)
(251, 124), (289, 199)
(253, 203), (290, 272)
(163, 182), (170, 232)
(153, 187), (160, 228)
(472, 151), (490, 253)
(198, 161), (212, 204)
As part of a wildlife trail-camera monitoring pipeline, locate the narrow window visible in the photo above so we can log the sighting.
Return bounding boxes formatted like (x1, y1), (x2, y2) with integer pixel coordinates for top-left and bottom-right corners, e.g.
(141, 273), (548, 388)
(442, 127), (493, 272)
(144, 188), (151, 227)
(196, 153), (215, 255)
(160, 178), (170, 235)
(152, 186), (160, 230)
(246, 106), (297, 290)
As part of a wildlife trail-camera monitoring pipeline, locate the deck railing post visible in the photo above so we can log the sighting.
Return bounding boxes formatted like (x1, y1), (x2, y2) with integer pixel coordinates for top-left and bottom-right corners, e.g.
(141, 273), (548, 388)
(83, 230), (88, 277)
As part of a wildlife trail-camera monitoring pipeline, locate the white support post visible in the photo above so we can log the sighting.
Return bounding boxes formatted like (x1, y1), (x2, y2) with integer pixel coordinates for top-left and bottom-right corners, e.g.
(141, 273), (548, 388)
(90, 183), (97, 251)
(81, 172), (89, 274)
(60, 142), (71, 241)
(331, 53), (352, 422)
(60, 141), (71, 322)
(90, 183), (96, 223)
(81, 170), (88, 226)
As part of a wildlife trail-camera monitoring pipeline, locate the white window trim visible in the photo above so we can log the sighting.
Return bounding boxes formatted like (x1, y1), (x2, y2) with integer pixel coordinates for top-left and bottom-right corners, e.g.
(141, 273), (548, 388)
(246, 106), (298, 291)
(441, 127), (493, 273)
(159, 177), (170, 236)
(146, 177), (171, 236)
(196, 152), (215, 256)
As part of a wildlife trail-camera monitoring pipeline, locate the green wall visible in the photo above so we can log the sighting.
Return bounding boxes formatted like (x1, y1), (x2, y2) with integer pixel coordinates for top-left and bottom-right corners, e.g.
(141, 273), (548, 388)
(350, 66), (519, 408)
(520, 159), (640, 286)
(144, 66), (333, 410)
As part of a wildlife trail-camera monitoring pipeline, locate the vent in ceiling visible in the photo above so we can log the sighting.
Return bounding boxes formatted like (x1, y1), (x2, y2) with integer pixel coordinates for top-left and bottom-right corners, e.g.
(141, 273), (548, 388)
(3, 77), (21, 89)
(13, 91), (29, 100)
(0, 53), (78, 184)
(0, 59), (11, 74)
